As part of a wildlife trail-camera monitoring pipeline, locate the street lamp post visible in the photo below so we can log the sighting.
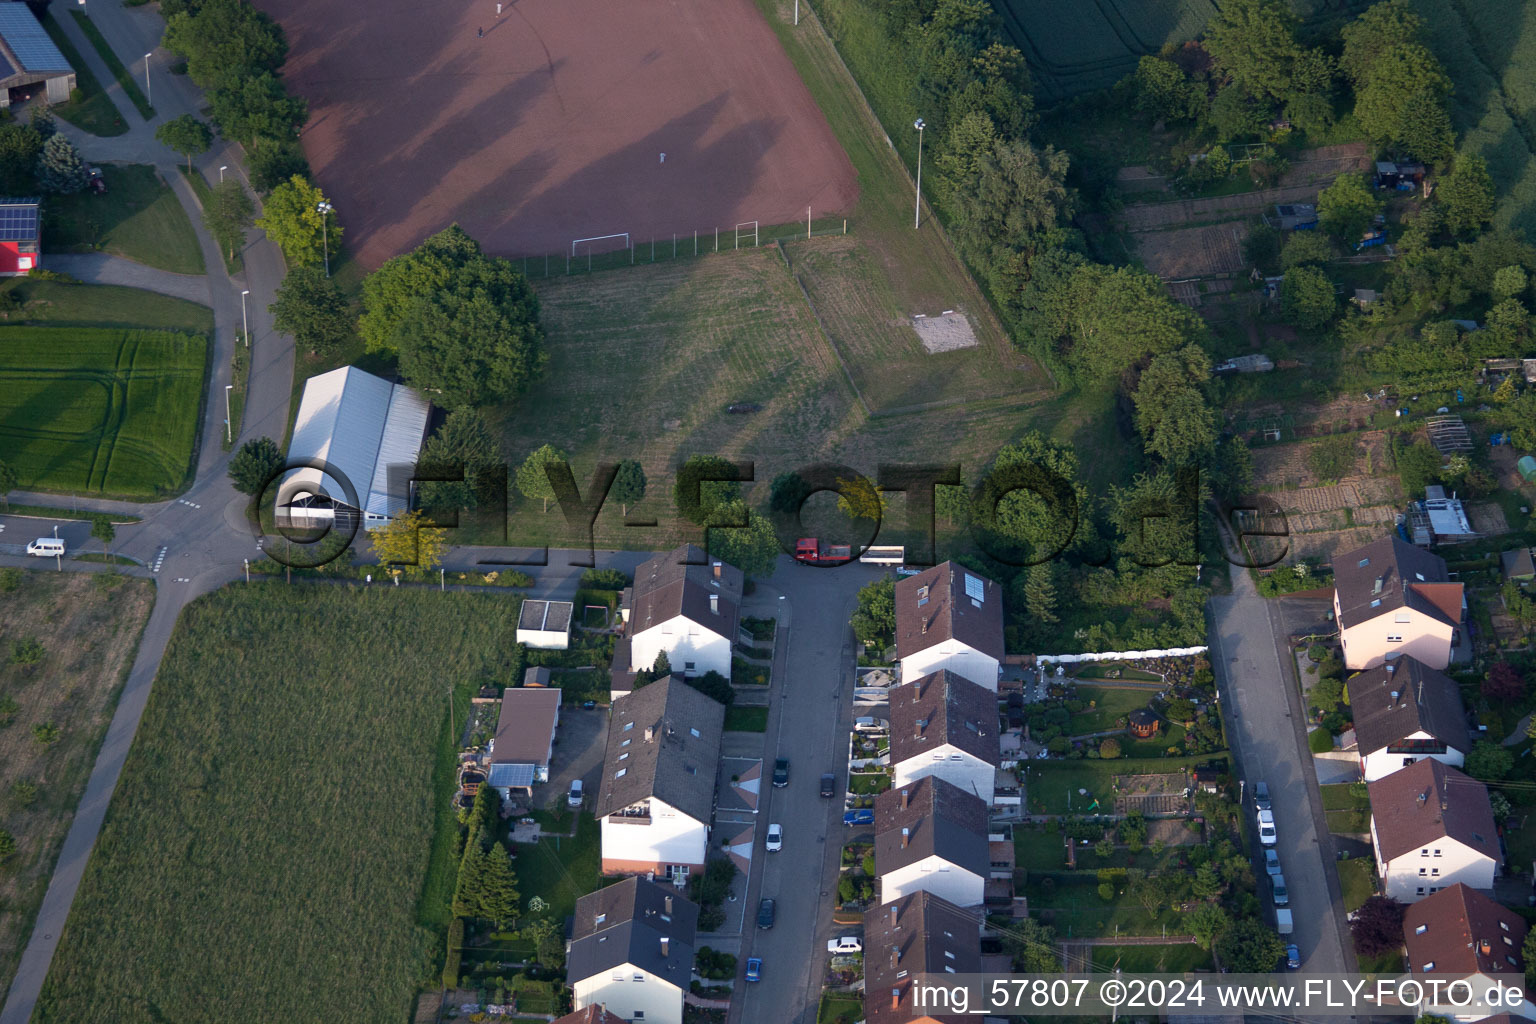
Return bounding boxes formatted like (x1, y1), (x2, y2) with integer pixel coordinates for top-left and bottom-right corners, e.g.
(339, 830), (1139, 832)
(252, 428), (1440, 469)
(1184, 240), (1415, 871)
(143, 53), (152, 107)
(316, 200), (333, 277)
(241, 289), (250, 347)
(224, 384), (233, 444)
(913, 118), (925, 230)
(219, 165), (228, 182)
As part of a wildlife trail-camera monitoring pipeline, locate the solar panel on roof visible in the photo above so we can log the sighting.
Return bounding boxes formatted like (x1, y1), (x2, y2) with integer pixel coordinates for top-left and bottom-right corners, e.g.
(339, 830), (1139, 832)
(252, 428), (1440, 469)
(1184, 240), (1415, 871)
(0, 202), (37, 242)
(0, 4), (71, 72)
(963, 574), (984, 602)
(487, 763), (536, 789)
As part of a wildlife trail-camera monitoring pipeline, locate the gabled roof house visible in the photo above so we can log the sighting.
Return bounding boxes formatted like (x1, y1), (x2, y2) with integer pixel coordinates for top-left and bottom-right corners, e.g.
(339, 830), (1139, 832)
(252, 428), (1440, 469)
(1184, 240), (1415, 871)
(1347, 656), (1471, 782)
(595, 678), (724, 881)
(1334, 536), (1463, 670)
(567, 876), (699, 1024)
(874, 775), (989, 908)
(618, 544), (743, 685)
(1403, 884), (1530, 1021)
(1369, 757), (1501, 902)
(862, 891), (981, 1024)
(889, 670), (1000, 805)
(895, 562), (1003, 690)
(488, 686), (561, 797)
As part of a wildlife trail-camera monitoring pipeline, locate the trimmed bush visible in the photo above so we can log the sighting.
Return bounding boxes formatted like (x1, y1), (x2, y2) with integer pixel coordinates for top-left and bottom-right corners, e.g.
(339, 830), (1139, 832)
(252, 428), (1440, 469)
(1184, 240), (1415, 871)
(443, 918), (464, 989)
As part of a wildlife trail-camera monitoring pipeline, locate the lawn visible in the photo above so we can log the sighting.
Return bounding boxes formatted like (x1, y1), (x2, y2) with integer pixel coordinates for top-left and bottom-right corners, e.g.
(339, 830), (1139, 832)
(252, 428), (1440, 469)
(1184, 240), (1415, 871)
(1025, 754), (1220, 815)
(1070, 686), (1157, 734)
(0, 570), (154, 1001)
(1319, 783), (1369, 811)
(819, 993), (863, 1024)
(0, 279), (214, 334)
(724, 705), (769, 732)
(1090, 943), (1213, 973)
(1022, 877), (1185, 938)
(1326, 809), (1371, 833)
(44, 164), (205, 275)
(34, 584), (524, 1024)
(0, 327), (208, 498)
(510, 811), (602, 926)
(70, 12), (154, 119)
(39, 9), (127, 136)
(1337, 856), (1377, 913)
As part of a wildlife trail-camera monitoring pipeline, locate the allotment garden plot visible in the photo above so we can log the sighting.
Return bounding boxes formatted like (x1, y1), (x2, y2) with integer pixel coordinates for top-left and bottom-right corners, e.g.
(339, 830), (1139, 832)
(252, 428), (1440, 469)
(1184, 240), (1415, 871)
(0, 327), (207, 499)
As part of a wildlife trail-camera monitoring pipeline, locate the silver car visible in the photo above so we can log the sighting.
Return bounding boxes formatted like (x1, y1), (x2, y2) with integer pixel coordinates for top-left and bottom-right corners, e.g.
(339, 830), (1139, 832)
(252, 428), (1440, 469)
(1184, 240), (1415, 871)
(1272, 872), (1289, 906)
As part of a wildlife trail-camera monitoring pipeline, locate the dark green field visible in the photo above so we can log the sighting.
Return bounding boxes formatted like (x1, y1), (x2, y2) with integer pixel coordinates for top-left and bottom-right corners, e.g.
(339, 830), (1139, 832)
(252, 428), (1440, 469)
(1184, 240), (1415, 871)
(35, 584), (524, 1024)
(0, 327), (207, 498)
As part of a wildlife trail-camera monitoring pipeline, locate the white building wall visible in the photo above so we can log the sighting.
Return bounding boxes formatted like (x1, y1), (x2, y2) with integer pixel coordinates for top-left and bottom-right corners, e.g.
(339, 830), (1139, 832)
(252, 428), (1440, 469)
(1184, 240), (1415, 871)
(601, 797), (708, 874)
(516, 627), (570, 650)
(899, 639), (999, 692)
(630, 615), (732, 678)
(878, 857), (984, 907)
(573, 965), (685, 1024)
(1338, 599), (1455, 671)
(892, 745), (995, 805)
(1375, 826), (1496, 902)
(1361, 734), (1467, 782)
(1416, 973), (1536, 1022)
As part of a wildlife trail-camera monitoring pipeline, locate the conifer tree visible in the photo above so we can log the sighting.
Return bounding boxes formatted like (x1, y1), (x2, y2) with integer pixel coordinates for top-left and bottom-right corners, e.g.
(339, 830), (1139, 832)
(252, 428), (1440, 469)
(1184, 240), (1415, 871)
(35, 133), (88, 194)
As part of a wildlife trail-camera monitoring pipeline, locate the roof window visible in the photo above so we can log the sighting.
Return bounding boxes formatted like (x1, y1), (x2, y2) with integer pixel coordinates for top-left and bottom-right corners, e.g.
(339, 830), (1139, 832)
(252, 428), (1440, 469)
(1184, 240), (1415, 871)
(615, 768), (628, 778)
(1358, 558), (1371, 567)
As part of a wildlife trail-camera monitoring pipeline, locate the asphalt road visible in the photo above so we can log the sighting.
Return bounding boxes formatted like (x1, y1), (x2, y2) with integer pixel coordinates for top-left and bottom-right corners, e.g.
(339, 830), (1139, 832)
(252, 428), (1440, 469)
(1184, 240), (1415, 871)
(730, 560), (885, 1024)
(1209, 565), (1356, 975)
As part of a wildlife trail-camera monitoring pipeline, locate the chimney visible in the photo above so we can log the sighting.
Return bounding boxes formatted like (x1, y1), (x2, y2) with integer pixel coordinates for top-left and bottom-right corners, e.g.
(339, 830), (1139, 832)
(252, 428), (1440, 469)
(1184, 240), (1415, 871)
(664, 895), (673, 915)
(1389, 690), (1399, 707)
(1481, 940), (1492, 956)
(902, 788), (910, 810)
(890, 946), (901, 969)
(901, 827), (910, 849)
(644, 726), (654, 742)
(710, 593), (719, 615)
(713, 562), (721, 579)
(1417, 791), (1428, 807)
(889, 904), (898, 928)
(891, 988), (901, 1011)
(1373, 576), (1384, 595)
(1386, 663), (1397, 675)
(660, 937), (670, 958)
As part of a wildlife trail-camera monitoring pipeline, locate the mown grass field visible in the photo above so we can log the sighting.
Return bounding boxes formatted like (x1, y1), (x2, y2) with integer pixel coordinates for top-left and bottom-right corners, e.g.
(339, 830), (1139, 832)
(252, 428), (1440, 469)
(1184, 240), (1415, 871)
(0, 279), (214, 334)
(1089, 943), (1213, 972)
(45, 164), (205, 275)
(0, 570), (154, 1001)
(0, 327), (207, 498)
(35, 584), (524, 1024)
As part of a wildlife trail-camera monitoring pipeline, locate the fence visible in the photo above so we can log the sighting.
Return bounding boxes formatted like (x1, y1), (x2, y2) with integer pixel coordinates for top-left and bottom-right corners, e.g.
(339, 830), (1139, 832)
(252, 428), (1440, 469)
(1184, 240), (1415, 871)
(514, 214), (851, 278)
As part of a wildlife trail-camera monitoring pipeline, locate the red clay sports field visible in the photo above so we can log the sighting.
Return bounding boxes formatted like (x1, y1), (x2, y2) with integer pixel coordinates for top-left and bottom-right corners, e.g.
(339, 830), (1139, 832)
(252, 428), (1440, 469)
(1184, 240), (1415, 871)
(255, 0), (860, 267)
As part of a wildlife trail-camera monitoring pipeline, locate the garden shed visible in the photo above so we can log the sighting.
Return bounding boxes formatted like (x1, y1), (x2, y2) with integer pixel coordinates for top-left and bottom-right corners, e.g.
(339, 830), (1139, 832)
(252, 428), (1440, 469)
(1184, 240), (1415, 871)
(0, 4), (74, 108)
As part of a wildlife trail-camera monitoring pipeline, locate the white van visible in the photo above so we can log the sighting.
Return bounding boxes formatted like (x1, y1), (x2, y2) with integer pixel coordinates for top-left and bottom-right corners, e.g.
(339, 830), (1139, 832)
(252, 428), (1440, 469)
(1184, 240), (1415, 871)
(26, 538), (65, 557)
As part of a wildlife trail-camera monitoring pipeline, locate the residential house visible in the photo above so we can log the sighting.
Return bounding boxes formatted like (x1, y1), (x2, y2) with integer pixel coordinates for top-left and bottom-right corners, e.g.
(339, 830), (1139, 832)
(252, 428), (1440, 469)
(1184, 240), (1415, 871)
(862, 890), (982, 1024)
(1369, 757), (1501, 902)
(567, 876), (699, 1024)
(488, 686), (562, 798)
(888, 670), (1000, 805)
(552, 1007), (628, 1024)
(875, 775), (989, 908)
(1347, 656), (1471, 782)
(595, 678), (724, 881)
(619, 544), (742, 682)
(1403, 884), (1531, 1021)
(895, 563), (1003, 690)
(1334, 535), (1464, 670)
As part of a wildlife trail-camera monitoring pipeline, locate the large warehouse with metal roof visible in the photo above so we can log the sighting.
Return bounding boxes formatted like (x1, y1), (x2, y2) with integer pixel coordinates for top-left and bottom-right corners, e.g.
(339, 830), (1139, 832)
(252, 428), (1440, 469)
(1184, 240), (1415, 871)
(279, 365), (431, 530)
(0, 3), (75, 108)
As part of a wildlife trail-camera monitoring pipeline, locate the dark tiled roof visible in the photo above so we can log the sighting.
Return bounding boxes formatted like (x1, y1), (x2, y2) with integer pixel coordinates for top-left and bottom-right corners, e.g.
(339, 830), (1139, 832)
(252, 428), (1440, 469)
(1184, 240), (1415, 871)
(519, 599), (573, 632)
(1368, 758), (1500, 865)
(894, 562), (1004, 663)
(1502, 548), (1536, 579)
(567, 877), (699, 985)
(1403, 884), (1527, 978)
(1347, 656), (1471, 757)
(552, 1006), (628, 1024)
(491, 686), (561, 766)
(874, 775), (989, 877)
(609, 638), (636, 695)
(863, 891), (981, 1024)
(1334, 535), (1459, 630)
(630, 543), (743, 640)
(888, 670), (1000, 769)
(594, 678), (723, 822)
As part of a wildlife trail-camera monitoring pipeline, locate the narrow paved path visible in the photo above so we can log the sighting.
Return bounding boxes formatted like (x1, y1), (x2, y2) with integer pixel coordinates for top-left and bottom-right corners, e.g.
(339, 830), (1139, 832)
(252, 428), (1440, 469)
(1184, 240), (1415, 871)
(0, 2), (293, 1019)
(46, 252), (212, 305)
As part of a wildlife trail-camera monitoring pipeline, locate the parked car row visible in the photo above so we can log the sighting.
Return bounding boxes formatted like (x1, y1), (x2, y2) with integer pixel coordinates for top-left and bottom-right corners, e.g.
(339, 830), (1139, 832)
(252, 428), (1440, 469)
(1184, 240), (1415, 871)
(1254, 780), (1299, 970)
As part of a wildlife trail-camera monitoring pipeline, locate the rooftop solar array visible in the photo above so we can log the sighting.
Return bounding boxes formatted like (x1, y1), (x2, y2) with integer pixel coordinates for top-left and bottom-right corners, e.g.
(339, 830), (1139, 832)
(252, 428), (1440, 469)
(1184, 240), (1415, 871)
(0, 4), (71, 72)
(0, 200), (38, 242)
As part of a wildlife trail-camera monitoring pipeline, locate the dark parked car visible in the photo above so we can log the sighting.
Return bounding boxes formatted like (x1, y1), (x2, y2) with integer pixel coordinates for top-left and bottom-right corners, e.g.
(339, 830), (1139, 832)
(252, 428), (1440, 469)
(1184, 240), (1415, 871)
(820, 773), (836, 798)
(757, 898), (776, 929)
(1254, 780), (1272, 811)
(772, 758), (789, 788)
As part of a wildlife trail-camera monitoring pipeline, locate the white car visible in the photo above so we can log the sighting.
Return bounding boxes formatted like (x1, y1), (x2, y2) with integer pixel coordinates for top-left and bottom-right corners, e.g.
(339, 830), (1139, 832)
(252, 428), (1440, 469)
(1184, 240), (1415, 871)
(766, 823), (783, 852)
(26, 538), (65, 557)
(1257, 808), (1277, 846)
(827, 935), (863, 954)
